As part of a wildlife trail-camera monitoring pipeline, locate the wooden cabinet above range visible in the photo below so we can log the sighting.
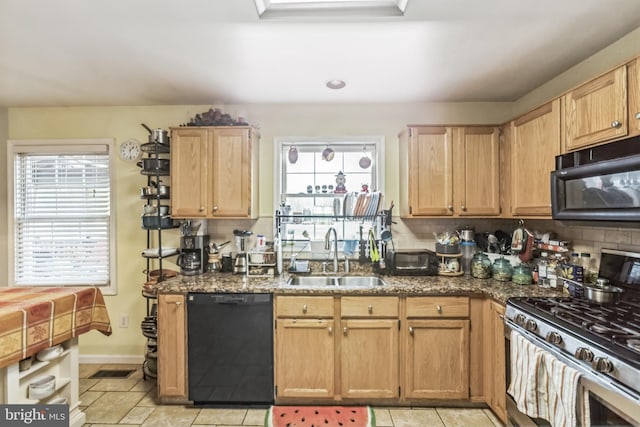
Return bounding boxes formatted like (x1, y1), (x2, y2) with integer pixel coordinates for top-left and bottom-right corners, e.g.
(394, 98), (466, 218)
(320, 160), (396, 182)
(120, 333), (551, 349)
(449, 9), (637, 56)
(399, 125), (500, 218)
(170, 126), (259, 219)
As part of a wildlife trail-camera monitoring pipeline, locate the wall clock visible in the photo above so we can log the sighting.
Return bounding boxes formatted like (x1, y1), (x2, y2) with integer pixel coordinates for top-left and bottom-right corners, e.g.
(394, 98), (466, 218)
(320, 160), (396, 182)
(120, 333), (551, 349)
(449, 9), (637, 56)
(119, 138), (142, 161)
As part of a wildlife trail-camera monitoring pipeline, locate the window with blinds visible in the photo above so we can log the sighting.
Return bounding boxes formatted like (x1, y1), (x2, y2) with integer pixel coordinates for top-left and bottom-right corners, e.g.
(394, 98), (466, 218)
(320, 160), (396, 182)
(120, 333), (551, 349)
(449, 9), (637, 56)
(9, 140), (115, 291)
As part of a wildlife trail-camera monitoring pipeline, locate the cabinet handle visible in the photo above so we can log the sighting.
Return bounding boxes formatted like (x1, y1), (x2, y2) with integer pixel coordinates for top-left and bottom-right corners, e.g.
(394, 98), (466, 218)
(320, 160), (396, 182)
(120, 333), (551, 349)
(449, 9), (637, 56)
(447, 205), (453, 211)
(343, 327), (348, 335)
(636, 112), (640, 120)
(409, 326), (414, 335)
(174, 301), (181, 306)
(436, 305), (442, 313)
(368, 304), (373, 314)
(212, 206), (219, 212)
(461, 205), (467, 212)
(199, 206), (205, 212)
(328, 326), (333, 335)
(611, 120), (622, 129)
(302, 304), (308, 314)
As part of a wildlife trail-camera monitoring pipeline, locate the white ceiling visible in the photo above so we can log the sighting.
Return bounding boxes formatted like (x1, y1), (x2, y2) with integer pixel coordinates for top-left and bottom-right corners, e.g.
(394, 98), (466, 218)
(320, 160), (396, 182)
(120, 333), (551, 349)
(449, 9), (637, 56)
(1, 0), (639, 107)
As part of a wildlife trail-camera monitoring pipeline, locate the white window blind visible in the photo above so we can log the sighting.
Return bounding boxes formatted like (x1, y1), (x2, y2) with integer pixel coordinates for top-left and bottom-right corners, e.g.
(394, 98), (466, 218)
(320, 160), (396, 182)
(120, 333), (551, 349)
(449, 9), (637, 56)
(13, 149), (112, 287)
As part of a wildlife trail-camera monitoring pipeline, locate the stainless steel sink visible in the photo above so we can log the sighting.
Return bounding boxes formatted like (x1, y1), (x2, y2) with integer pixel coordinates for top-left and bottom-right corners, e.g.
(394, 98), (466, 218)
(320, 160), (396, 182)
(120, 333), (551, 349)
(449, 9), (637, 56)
(286, 275), (386, 288)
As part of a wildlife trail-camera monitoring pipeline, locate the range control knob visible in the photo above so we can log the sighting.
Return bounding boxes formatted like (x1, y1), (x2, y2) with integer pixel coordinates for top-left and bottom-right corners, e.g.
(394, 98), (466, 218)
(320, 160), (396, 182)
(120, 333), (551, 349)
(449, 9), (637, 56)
(525, 319), (537, 332)
(546, 332), (563, 345)
(593, 357), (614, 373)
(514, 314), (526, 326)
(575, 347), (594, 362)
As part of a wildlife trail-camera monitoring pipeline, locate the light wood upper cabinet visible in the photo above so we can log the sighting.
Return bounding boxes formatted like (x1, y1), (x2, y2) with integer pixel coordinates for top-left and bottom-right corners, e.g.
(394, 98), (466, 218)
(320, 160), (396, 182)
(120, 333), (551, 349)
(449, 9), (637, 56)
(453, 127), (500, 216)
(399, 126), (500, 217)
(170, 126), (259, 219)
(509, 99), (561, 217)
(629, 58), (640, 137)
(483, 300), (506, 424)
(562, 66), (628, 151)
(157, 293), (187, 400)
(275, 318), (335, 399)
(399, 126), (453, 216)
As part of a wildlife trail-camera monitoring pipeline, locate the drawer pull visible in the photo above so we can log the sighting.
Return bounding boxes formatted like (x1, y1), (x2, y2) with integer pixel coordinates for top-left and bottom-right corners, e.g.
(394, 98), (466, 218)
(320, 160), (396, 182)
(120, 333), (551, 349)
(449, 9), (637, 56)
(199, 206), (205, 212)
(343, 327), (348, 335)
(328, 326), (333, 335)
(409, 326), (414, 335)
(368, 304), (373, 314)
(611, 120), (622, 129)
(436, 305), (442, 313)
(174, 301), (181, 306)
(302, 304), (308, 314)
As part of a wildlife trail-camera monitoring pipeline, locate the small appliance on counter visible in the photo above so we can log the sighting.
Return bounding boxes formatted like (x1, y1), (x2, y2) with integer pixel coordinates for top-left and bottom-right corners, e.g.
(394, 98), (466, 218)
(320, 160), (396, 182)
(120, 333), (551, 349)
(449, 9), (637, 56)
(384, 249), (439, 276)
(233, 229), (252, 274)
(177, 235), (210, 275)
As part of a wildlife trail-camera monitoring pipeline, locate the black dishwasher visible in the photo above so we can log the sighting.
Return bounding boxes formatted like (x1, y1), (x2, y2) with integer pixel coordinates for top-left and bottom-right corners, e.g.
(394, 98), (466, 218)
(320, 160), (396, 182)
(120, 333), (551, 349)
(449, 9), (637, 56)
(187, 293), (273, 406)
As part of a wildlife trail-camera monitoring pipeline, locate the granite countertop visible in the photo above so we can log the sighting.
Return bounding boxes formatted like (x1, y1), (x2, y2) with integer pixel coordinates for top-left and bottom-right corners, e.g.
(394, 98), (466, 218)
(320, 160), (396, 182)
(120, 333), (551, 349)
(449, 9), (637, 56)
(152, 271), (566, 305)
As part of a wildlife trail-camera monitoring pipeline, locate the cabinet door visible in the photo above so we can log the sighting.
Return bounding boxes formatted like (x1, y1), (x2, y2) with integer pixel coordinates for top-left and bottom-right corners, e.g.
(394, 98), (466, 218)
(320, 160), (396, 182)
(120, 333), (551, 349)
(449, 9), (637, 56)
(453, 127), (500, 216)
(209, 128), (253, 218)
(629, 58), (640, 137)
(275, 318), (335, 398)
(406, 127), (454, 216)
(341, 319), (399, 399)
(563, 66), (628, 151)
(405, 319), (469, 399)
(157, 294), (187, 399)
(484, 301), (506, 424)
(510, 99), (561, 216)
(170, 129), (209, 218)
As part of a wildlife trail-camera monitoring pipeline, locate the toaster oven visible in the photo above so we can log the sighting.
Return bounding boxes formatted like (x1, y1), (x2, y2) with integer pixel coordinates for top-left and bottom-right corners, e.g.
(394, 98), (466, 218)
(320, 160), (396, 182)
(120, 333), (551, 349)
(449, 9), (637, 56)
(385, 249), (439, 275)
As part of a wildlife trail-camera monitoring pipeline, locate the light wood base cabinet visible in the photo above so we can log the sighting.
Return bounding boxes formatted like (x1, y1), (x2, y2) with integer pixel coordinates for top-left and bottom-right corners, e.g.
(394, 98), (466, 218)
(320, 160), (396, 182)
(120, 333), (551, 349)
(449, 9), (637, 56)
(275, 318), (335, 398)
(484, 300), (506, 424)
(157, 293), (188, 401)
(170, 126), (259, 218)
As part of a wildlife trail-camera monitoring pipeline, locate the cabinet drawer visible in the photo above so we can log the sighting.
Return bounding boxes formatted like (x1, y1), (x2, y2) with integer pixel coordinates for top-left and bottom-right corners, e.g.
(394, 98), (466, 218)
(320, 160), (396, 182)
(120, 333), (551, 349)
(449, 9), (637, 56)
(340, 296), (399, 317)
(406, 296), (469, 318)
(276, 296), (334, 318)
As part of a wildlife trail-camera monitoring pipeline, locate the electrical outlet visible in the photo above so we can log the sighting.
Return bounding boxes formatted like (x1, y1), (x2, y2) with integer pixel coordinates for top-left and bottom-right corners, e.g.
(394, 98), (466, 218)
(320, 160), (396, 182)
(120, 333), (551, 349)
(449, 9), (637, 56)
(119, 314), (129, 328)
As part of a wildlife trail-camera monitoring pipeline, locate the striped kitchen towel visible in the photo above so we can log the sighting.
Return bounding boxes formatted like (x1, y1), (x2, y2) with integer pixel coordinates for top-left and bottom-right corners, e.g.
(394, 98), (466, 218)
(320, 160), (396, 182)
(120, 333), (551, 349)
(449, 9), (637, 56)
(508, 330), (589, 427)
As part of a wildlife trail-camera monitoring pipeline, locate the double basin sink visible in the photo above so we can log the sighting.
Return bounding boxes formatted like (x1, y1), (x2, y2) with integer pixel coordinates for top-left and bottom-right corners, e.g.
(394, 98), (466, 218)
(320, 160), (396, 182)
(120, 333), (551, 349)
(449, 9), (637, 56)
(286, 275), (387, 289)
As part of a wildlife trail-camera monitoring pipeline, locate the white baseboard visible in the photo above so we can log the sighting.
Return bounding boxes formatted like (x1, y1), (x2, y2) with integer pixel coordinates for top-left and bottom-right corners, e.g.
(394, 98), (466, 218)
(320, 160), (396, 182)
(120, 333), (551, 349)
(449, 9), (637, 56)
(79, 354), (145, 364)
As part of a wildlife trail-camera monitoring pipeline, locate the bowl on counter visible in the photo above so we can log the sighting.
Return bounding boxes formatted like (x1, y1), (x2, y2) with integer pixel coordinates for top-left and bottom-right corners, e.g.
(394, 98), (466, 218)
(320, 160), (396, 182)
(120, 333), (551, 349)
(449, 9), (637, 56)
(28, 375), (56, 400)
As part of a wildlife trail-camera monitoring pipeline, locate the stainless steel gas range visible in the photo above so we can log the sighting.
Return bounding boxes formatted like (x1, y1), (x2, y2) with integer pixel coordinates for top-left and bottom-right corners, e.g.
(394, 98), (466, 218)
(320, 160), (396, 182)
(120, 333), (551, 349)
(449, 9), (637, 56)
(504, 248), (640, 426)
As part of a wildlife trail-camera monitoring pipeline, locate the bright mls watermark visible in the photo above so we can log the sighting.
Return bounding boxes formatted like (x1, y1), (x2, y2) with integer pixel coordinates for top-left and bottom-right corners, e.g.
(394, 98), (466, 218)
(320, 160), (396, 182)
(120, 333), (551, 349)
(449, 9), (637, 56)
(1, 405), (68, 426)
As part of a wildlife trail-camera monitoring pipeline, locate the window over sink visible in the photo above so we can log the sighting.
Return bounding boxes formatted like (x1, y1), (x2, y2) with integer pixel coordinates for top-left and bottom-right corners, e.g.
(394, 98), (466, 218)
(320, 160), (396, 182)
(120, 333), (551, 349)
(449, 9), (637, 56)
(275, 136), (385, 259)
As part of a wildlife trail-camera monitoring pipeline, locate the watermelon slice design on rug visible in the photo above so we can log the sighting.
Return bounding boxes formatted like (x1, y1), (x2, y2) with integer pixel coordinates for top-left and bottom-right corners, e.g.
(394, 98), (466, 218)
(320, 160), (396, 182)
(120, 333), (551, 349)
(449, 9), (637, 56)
(266, 406), (375, 427)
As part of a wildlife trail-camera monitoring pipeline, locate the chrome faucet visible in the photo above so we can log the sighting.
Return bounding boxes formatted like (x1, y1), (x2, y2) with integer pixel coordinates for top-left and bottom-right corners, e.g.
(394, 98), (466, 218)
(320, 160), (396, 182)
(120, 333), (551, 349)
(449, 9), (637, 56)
(325, 227), (339, 273)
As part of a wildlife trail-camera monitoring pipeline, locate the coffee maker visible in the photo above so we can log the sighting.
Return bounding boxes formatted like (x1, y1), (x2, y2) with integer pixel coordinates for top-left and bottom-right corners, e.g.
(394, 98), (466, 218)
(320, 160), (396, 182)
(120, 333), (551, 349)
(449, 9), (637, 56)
(178, 235), (210, 275)
(233, 229), (252, 274)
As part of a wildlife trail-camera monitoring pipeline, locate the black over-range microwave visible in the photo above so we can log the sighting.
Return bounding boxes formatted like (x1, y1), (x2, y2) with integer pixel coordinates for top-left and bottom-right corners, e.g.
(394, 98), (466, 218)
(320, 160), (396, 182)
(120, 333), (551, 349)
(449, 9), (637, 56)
(551, 136), (640, 221)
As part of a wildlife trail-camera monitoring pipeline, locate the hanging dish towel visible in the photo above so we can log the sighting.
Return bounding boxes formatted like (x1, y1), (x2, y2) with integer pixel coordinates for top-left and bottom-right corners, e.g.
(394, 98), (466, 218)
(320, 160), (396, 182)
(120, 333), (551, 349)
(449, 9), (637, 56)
(508, 331), (589, 427)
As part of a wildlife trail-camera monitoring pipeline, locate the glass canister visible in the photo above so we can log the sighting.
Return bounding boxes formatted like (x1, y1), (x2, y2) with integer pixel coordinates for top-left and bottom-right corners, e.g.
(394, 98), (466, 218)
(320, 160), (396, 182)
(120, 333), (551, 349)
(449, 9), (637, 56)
(512, 263), (533, 285)
(471, 252), (492, 278)
(491, 256), (513, 282)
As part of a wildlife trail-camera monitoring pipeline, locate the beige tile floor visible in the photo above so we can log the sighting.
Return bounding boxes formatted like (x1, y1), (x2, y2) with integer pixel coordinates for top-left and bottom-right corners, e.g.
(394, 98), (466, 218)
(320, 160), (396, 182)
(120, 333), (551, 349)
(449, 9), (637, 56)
(80, 364), (503, 427)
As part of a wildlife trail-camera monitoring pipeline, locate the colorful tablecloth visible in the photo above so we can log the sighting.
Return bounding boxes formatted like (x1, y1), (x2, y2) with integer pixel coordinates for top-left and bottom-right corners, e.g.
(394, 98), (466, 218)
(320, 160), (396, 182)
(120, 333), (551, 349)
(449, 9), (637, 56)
(0, 287), (112, 368)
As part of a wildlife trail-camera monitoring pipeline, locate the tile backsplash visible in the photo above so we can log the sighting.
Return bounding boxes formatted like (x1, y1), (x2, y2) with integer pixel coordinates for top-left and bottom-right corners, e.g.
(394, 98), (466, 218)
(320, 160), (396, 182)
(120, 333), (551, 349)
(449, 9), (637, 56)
(205, 217), (640, 271)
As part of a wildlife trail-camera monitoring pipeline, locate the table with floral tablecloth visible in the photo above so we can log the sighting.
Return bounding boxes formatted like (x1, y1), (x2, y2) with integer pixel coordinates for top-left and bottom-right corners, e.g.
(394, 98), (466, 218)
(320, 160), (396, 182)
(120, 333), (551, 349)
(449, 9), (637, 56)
(0, 287), (112, 368)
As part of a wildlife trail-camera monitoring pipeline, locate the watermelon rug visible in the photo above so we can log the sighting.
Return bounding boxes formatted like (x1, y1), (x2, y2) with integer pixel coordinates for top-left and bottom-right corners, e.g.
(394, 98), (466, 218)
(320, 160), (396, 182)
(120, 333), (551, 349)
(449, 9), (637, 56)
(265, 406), (375, 427)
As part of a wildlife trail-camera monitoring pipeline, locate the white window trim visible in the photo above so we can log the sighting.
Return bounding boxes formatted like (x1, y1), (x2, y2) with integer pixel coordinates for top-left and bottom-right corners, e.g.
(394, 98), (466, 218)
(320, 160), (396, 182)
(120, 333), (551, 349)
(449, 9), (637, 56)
(273, 135), (385, 211)
(7, 138), (117, 295)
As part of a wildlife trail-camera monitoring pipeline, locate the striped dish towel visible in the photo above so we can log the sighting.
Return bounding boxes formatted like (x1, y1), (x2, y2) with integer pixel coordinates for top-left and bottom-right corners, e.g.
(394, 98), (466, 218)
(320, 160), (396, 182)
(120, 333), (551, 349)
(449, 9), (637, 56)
(508, 330), (589, 427)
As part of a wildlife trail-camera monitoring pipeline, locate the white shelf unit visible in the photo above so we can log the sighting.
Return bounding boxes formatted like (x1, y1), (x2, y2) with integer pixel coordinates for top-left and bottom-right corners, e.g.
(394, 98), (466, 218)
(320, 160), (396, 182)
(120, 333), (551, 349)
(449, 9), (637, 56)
(0, 337), (85, 427)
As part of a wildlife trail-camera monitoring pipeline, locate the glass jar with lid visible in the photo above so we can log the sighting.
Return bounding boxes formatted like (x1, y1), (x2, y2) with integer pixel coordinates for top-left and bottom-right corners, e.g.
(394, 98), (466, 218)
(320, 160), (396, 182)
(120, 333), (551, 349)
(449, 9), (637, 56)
(491, 256), (513, 282)
(471, 252), (492, 279)
(512, 263), (533, 285)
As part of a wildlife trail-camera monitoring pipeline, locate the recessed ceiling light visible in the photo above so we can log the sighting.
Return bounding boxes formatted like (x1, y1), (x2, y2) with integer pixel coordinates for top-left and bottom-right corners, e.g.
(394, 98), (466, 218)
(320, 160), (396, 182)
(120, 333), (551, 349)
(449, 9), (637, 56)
(326, 79), (346, 89)
(254, 0), (409, 18)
